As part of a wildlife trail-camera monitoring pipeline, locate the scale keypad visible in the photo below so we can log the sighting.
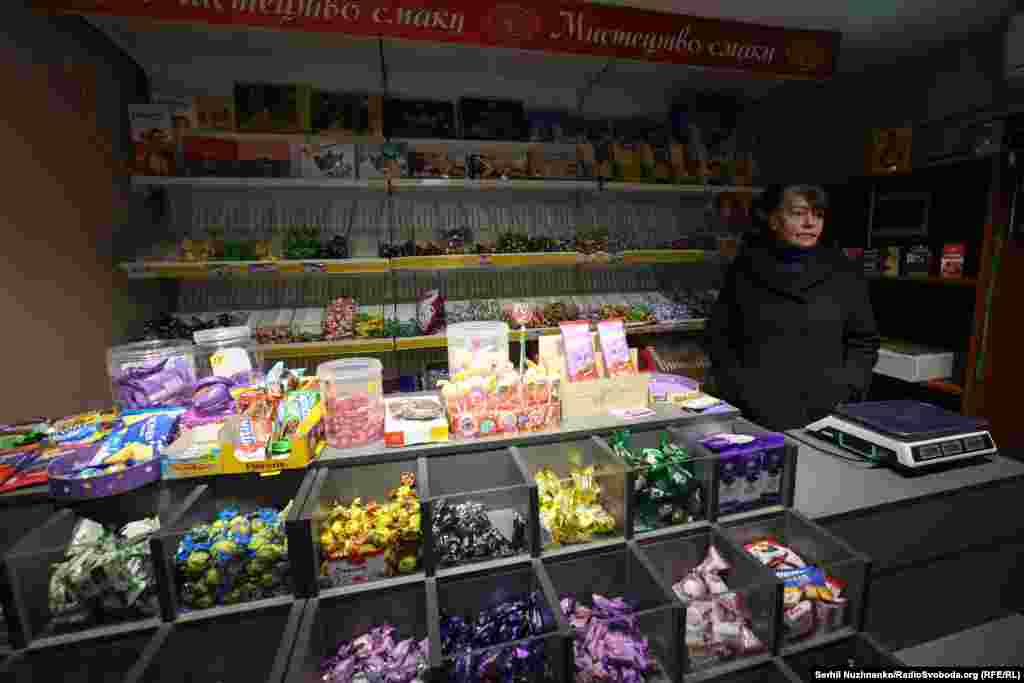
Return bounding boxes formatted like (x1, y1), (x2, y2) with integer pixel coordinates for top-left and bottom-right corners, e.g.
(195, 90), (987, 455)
(912, 434), (993, 463)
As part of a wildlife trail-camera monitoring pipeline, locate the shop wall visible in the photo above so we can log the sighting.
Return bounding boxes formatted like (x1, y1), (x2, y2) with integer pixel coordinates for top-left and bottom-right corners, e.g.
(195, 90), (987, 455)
(0, 6), (149, 418)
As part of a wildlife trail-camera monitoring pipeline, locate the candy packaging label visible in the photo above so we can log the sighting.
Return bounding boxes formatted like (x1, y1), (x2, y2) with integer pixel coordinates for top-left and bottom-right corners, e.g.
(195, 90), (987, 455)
(760, 449), (786, 503)
(560, 321), (599, 382)
(597, 319), (635, 377)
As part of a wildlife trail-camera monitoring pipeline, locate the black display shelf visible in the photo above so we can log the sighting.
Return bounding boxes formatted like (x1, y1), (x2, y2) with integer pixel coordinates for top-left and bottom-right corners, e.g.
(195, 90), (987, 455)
(783, 632), (903, 678)
(635, 527), (780, 680)
(0, 626), (159, 683)
(1, 479), (200, 650)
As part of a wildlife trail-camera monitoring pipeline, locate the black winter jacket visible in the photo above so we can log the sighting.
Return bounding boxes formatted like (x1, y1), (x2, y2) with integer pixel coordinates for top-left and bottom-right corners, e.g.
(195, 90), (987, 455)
(705, 241), (881, 431)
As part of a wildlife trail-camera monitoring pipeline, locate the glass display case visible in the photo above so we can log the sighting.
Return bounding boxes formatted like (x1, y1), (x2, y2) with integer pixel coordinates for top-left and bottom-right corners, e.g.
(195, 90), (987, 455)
(783, 633), (902, 678)
(436, 561), (568, 683)
(151, 469), (316, 618)
(514, 438), (629, 554)
(2, 480), (197, 649)
(286, 580), (434, 683)
(124, 599), (304, 683)
(637, 528), (778, 677)
(425, 449), (535, 574)
(299, 459), (427, 593)
(720, 511), (870, 653)
(544, 545), (681, 683)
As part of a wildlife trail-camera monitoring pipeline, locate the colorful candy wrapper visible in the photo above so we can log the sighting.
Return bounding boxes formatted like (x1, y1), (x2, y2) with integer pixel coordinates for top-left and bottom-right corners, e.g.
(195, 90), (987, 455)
(744, 538), (806, 570)
(597, 319), (635, 377)
(559, 321), (599, 382)
(777, 566), (831, 607)
(783, 601), (815, 639)
(815, 597), (848, 633)
(674, 572), (708, 601)
(696, 545), (731, 576)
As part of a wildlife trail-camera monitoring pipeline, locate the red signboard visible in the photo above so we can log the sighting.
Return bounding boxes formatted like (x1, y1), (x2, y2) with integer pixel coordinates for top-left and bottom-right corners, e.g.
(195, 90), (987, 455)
(39, 0), (840, 79)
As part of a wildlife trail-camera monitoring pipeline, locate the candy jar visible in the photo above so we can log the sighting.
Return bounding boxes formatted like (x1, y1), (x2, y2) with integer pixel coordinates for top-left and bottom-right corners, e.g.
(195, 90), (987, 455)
(193, 326), (264, 388)
(317, 358), (385, 449)
(446, 321), (509, 376)
(107, 340), (198, 410)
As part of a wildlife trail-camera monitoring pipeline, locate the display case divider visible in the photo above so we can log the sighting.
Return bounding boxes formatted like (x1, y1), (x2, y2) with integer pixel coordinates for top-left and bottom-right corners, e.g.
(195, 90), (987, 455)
(318, 570), (425, 601)
(175, 593), (297, 625)
(286, 597), (319, 683)
(541, 536), (627, 560)
(122, 623), (172, 683)
(853, 556), (874, 634)
(857, 632), (904, 668)
(782, 442), (799, 510)
(532, 557), (571, 633)
(422, 497), (437, 577)
(268, 600), (308, 683)
(778, 626), (858, 658)
(591, 436), (636, 539)
(711, 525), (780, 587)
(152, 484), (210, 622)
(424, 577), (443, 675)
(289, 466), (321, 523)
(770, 656), (807, 683)
(632, 519), (713, 542)
(434, 552), (536, 580)
(627, 540), (678, 606)
(416, 457), (431, 500)
(297, 468), (329, 597)
(507, 447), (542, 558)
(788, 510), (870, 566)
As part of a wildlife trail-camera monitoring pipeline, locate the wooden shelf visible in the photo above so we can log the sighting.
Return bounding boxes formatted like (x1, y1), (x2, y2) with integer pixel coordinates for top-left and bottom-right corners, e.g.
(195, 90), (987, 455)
(867, 275), (977, 287)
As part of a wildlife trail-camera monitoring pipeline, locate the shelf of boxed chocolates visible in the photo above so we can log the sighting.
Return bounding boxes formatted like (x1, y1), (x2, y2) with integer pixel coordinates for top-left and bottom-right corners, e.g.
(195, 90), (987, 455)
(2, 413), (887, 683)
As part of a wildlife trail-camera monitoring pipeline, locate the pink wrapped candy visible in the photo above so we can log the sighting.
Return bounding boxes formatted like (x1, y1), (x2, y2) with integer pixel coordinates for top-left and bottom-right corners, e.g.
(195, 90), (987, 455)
(318, 358), (385, 449)
(784, 601), (816, 639)
(324, 298), (357, 341)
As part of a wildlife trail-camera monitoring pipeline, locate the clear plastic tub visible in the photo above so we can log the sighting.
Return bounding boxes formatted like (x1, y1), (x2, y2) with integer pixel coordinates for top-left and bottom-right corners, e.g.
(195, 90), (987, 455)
(193, 325), (264, 387)
(446, 321), (510, 376)
(318, 358), (385, 449)
(107, 339), (198, 410)
(290, 308), (325, 343)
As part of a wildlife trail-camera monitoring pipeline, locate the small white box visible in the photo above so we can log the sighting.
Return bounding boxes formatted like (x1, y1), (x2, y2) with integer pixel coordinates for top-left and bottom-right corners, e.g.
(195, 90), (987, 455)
(384, 396), (449, 448)
(875, 342), (954, 382)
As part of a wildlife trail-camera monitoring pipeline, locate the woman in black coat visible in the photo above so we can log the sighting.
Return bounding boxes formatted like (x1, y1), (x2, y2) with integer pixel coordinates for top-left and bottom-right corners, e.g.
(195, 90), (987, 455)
(705, 184), (881, 431)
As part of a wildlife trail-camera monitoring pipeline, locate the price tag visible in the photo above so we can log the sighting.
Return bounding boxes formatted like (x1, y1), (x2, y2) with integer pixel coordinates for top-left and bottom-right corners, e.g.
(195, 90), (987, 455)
(421, 179), (445, 186)
(303, 262), (326, 274)
(478, 254), (493, 266)
(248, 263), (278, 274)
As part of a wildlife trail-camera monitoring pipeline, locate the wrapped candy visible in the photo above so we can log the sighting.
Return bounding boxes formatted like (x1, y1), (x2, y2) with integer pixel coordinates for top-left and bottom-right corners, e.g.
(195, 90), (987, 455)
(607, 431), (703, 532)
(174, 502), (293, 610)
(49, 516), (161, 628)
(441, 592), (550, 683)
(561, 594), (656, 683)
(671, 546), (766, 667)
(432, 500), (527, 567)
(113, 357), (196, 409)
(324, 298), (358, 341)
(418, 290), (446, 335)
(318, 473), (421, 587)
(743, 538), (805, 571)
(320, 626), (429, 683)
(535, 466), (616, 546)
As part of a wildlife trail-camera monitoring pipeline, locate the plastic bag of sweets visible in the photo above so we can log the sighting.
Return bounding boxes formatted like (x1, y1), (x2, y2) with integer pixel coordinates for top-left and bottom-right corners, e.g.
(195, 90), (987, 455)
(323, 297), (358, 340)
(320, 625), (430, 683)
(417, 289), (445, 335)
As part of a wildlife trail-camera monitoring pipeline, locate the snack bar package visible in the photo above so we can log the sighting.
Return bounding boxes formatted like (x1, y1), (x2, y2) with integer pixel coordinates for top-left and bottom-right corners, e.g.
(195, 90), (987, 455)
(597, 319), (636, 377)
(559, 321), (599, 382)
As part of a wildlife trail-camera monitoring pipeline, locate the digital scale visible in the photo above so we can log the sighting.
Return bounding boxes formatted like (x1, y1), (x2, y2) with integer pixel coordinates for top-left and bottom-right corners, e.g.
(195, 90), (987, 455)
(805, 401), (997, 469)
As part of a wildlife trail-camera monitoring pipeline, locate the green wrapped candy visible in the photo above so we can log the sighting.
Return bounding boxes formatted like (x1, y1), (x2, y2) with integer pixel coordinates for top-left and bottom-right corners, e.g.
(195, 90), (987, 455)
(210, 539), (240, 564)
(193, 594), (215, 610)
(222, 589), (242, 605)
(248, 559), (269, 576)
(228, 516), (251, 537)
(211, 519), (228, 534)
(257, 544), (283, 563)
(185, 551), (211, 578)
(204, 568), (221, 588)
(250, 518), (267, 534)
(259, 573), (278, 589)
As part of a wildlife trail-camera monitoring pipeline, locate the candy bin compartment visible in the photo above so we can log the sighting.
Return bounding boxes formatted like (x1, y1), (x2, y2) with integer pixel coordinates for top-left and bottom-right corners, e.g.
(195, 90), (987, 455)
(514, 438), (628, 553)
(318, 358), (385, 450)
(288, 580), (435, 683)
(125, 598), (304, 683)
(783, 633), (902, 678)
(193, 325), (264, 387)
(0, 627), (158, 683)
(426, 449), (534, 574)
(1, 480), (198, 649)
(683, 659), (800, 683)
(153, 469), (317, 619)
(720, 510), (870, 653)
(672, 418), (797, 520)
(604, 428), (715, 536)
(300, 460), (426, 593)
(636, 528), (778, 677)
(446, 321), (511, 377)
(436, 560), (569, 683)
(544, 545), (681, 683)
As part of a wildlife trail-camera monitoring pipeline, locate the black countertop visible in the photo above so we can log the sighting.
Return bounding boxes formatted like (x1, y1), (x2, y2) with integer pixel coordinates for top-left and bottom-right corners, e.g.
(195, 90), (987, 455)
(787, 429), (1024, 522)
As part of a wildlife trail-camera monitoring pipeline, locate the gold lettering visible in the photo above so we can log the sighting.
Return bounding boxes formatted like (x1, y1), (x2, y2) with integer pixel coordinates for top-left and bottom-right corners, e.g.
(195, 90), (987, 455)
(429, 10), (448, 29)
(232, 0), (258, 11)
(259, 0), (275, 12)
(398, 7), (416, 24)
(450, 12), (464, 33)
(372, 6), (390, 23)
(324, 0), (340, 19)
(550, 10), (575, 40)
(764, 46), (776, 64)
(672, 27), (690, 52)
(341, 2), (359, 21)
(305, 0), (322, 17)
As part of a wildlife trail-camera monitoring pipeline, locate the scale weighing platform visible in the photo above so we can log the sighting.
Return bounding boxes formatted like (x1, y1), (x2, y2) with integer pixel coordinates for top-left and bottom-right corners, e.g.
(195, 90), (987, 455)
(805, 400), (997, 469)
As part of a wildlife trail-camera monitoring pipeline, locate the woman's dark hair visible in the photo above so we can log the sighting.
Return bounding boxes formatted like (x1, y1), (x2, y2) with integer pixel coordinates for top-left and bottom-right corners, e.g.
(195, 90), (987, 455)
(751, 184), (829, 230)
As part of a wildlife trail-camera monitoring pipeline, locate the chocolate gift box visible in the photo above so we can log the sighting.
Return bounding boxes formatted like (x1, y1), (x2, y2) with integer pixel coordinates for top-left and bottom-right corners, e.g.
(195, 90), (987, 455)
(129, 104), (176, 176)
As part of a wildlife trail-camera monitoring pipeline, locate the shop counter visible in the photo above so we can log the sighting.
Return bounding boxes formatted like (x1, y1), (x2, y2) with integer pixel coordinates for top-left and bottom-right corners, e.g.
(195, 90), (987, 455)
(788, 430), (1024, 652)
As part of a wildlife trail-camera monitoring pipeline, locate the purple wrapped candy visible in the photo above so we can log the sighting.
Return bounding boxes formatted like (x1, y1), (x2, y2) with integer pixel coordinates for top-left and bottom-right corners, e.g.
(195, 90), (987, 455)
(180, 376), (236, 429)
(114, 358), (196, 409)
(320, 626), (429, 683)
(562, 594), (655, 683)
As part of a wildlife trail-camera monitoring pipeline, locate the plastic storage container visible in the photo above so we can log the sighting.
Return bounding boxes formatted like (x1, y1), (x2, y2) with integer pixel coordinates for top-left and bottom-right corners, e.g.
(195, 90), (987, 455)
(106, 340), (198, 410)
(637, 528), (778, 676)
(544, 545), (681, 683)
(299, 461), (425, 592)
(151, 470), (315, 617)
(126, 600), (304, 683)
(1, 480), (196, 649)
(425, 449), (534, 573)
(446, 321), (510, 376)
(784, 633), (902, 678)
(436, 561), (568, 683)
(318, 358), (385, 449)
(290, 308), (325, 343)
(287, 581), (434, 683)
(193, 326), (263, 387)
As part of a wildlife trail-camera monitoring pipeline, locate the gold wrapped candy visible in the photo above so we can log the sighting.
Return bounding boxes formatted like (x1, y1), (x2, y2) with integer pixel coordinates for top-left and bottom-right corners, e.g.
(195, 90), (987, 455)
(319, 472), (421, 575)
(535, 466), (616, 545)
